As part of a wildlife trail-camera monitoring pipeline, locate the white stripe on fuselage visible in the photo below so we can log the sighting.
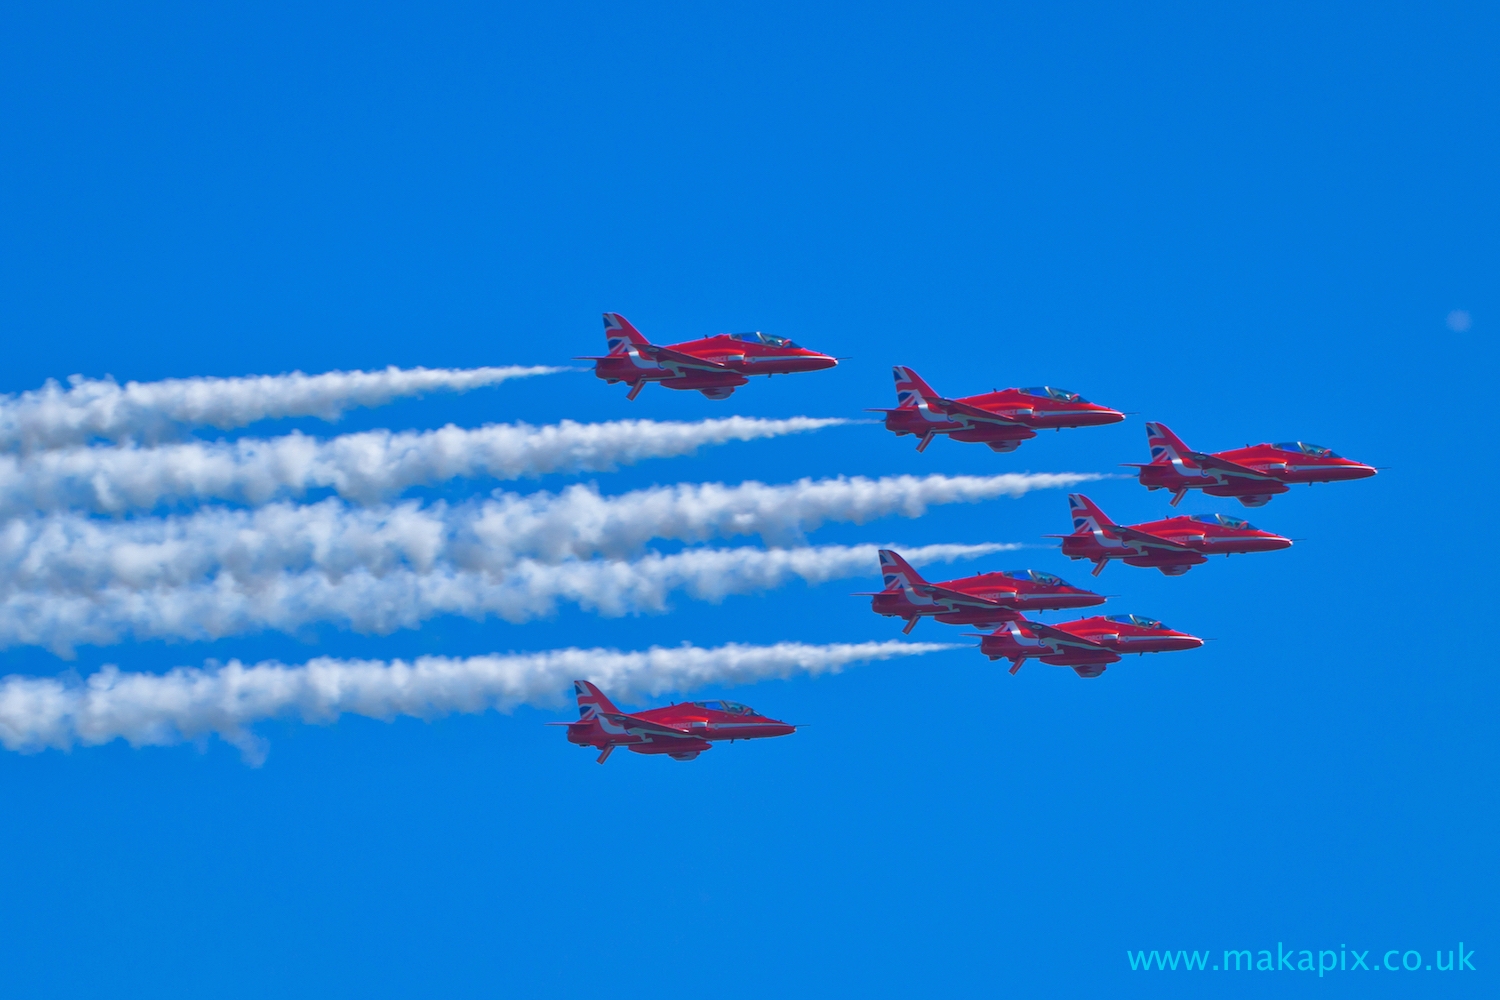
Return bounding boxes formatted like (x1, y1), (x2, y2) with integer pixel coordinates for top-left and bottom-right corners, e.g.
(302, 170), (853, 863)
(1091, 528), (1140, 554)
(913, 401), (956, 426)
(617, 346), (659, 372)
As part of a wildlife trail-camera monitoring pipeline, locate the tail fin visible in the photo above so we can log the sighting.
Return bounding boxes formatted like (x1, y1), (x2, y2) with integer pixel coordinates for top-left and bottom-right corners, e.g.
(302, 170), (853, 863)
(1145, 422), (1193, 465)
(573, 680), (621, 720)
(878, 548), (928, 592)
(892, 366), (940, 408)
(603, 313), (650, 356)
(1067, 494), (1116, 533)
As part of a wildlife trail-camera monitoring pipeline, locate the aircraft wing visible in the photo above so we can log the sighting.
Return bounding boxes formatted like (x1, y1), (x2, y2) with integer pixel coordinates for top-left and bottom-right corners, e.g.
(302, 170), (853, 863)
(1024, 620), (1110, 651)
(1187, 451), (1279, 482)
(639, 344), (735, 372)
(915, 583), (1015, 611)
(599, 712), (696, 740)
(1105, 524), (1197, 553)
(943, 398), (1029, 427)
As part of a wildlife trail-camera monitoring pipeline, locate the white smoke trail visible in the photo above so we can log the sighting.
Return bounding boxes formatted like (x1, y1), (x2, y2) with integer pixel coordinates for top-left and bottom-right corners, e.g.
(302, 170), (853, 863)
(0, 639), (958, 760)
(0, 416), (850, 514)
(468, 471), (1094, 554)
(0, 365), (568, 452)
(0, 472), (1082, 593)
(0, 542), (1015, 655)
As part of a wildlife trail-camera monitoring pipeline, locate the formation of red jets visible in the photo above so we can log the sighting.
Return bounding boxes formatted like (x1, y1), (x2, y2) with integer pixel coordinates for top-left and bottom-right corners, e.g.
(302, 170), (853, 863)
(565, 313), (1377, 762)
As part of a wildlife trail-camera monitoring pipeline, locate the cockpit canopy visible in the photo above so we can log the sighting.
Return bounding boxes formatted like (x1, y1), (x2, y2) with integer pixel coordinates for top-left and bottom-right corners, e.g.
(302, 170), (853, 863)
(1021, 386), (1087, 403)
(1191, 513), (1255, 530)
(729, 331), (798, 348)
(691, 700), (757, 716)
(1002, 569), (1068, 586)
(1274, 441), (1339, 458)
(1107, 614), (1166, 629)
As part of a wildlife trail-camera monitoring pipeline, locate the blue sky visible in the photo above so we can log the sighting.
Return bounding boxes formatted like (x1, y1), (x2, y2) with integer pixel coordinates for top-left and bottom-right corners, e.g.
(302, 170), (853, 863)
(0, 2), (1495, 996)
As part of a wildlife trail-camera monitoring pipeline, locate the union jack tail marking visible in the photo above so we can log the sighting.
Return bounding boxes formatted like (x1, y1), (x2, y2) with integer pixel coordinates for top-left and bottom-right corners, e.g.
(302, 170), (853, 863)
(878, 548), (927, 592)
(603, 313), (650, 356)
(573, 680), (621, 720)
(891, 366), (940, 409)
(1067, 494), (1115, 533)
(1144, 421), (1194, 466)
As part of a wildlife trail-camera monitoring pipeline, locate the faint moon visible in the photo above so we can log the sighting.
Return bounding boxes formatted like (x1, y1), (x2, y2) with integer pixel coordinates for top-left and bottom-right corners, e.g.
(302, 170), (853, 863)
(1447, 309), (1472, 332)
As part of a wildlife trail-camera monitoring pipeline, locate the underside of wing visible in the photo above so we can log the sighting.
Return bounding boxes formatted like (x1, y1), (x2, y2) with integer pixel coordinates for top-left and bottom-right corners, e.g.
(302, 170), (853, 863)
(917, 584), (1013, 610)
(945, 398), (1028, 427)
(600, 712), (695, 739)
(1109, 525), (1196, 553)
(642, 344), (734, 372)
(1025, 621), (1109, 650)
(1190, 452), (1278, 481)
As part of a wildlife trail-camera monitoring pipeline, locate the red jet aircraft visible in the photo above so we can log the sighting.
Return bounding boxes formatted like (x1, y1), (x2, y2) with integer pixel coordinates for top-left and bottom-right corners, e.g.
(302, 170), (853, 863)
(584, 312), (838, 400)
(975, 613), (1203, 677)
(1057, 494), (1292, 576)
(1131, 421), (1377, 507)
(872, 366), (1124, 453)
(555, 681), (796, 763)
(868, 548), (1105, 633)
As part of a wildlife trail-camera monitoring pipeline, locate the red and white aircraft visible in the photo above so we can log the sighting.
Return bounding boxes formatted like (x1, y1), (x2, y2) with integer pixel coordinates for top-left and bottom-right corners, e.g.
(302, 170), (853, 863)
(872, 366), (1124, 453)
(584, 312), (838, 400)
(868, 548), (1105, 633)
(976, 613), (1203, 677)
(556, 681), (796, 763)
(1057, 494), (1292, 576)
(1130, 421), (1377, 507)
